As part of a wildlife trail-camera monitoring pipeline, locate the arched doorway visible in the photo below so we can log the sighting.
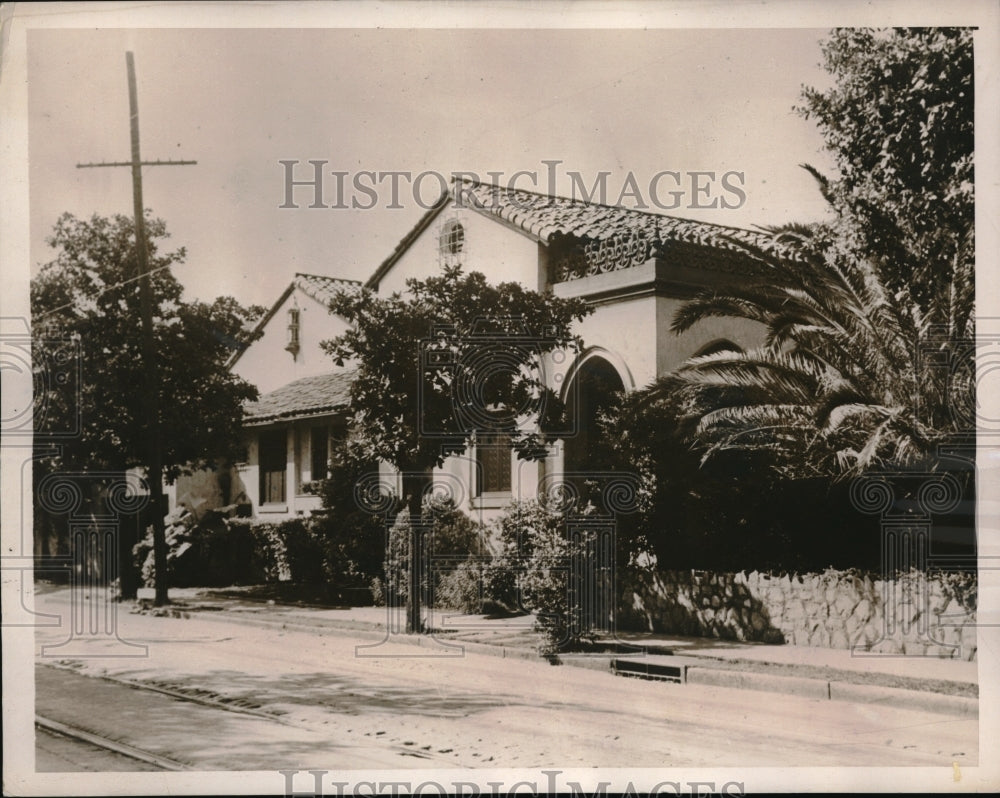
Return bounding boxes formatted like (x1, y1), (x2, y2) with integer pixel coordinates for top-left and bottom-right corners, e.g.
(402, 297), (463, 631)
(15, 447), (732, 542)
(558, 353), (629, 641)
(563, 354), (627, 474)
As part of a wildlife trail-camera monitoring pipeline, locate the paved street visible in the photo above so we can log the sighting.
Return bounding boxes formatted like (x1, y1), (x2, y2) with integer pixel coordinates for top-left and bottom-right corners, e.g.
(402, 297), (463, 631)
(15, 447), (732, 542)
(28, 592), (977, 772)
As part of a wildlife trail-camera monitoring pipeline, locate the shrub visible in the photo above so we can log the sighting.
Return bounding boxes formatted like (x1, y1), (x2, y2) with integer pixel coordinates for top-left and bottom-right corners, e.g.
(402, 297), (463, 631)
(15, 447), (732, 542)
(134, 506), (260, 588)
(312, 509), (386, 605)
(267, 518), (326, 583)
(370, 575), (386, 607)
(435, 557), (489, 614)
(938, 568), (977, 613)
(600, 387), (976, 574)
(303, 447), (403, 605)
(381, 496), (489, 610)
(489, 500), (607, 655)
(134, 512), (327, 589)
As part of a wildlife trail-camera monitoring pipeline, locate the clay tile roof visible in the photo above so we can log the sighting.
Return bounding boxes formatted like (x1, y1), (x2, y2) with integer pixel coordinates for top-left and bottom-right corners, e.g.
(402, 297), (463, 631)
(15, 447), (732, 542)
(365, 178), (803, 290)
(243, 370), (355, 425)
(457, 179), (791, 260)
(295, 273), (361, 306)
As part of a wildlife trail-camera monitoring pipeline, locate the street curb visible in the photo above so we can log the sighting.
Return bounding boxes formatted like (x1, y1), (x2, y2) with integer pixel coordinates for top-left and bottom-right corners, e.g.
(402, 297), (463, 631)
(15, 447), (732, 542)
(156, 604), (549, 663)
(685, 666), (831, 701)
(174, 607), (978, 716)
(828, 681), (978, 717)
(42, 594), (973, 718)
(675, 664), (977, 717)
(155, 604), (621, 672)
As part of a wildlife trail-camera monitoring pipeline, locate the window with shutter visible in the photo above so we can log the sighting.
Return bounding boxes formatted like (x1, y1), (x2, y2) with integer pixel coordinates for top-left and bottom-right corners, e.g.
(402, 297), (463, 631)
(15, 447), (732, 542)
(476, 432), (512, 494)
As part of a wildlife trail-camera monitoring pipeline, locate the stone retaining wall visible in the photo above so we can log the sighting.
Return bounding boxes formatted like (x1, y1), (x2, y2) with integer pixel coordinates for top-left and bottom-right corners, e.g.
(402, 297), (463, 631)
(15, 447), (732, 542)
(619, 567), (977, 661)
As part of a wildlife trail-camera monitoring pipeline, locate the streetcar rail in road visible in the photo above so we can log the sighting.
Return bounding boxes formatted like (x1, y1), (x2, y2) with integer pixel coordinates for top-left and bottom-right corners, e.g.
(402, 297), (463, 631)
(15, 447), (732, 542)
(35, 715), (191, 771)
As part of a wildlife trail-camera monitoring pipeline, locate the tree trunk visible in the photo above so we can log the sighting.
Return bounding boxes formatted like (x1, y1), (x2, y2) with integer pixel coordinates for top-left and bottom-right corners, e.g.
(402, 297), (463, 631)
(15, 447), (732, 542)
(117, 504), (140, 601)
(151, 480), (168, 605)
(402, 468), (432, 633)
(104, 471), (140, 601)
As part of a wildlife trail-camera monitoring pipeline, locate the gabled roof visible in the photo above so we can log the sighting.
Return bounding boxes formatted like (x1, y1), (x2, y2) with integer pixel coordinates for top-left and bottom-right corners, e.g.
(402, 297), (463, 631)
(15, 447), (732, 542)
(365, 192), (451, 290)
(227, 272), (361, 368)
(365, 178), (794, 290)
(243, 370), (355, 425)
(295, 273), (361, 306)
(454, 179), (773, 254)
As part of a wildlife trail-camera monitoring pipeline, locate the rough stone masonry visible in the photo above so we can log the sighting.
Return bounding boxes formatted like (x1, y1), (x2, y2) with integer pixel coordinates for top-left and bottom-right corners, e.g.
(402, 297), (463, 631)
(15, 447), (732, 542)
(620, 567), (977, 661)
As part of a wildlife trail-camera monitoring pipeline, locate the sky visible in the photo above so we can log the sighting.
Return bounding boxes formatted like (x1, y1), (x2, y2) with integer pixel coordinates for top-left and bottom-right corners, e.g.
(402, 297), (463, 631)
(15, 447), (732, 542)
(27, 27), (836, 310)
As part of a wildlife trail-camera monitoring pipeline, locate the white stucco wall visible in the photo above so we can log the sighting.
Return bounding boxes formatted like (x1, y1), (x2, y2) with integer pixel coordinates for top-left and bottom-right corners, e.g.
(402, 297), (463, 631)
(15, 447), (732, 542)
(231, 284), (351, 396)
(168, 464), (251, 519)
(375, 207), (543, 296)
(568, 297), (659, 389)
(433, 448), (544, 525)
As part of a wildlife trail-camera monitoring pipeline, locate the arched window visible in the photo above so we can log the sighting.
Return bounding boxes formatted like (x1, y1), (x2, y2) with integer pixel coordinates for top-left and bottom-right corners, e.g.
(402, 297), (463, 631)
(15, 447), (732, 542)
(439, 220), (464, 254)
(692, 338), (742, 358)
(438, 219), (465, 264)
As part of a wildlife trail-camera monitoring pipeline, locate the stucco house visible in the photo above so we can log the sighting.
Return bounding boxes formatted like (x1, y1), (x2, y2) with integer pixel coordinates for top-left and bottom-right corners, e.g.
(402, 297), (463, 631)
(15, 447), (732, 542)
(173, 178), (771, 521)
(165, 273), (358, 519)
(158, 178), (978, 658)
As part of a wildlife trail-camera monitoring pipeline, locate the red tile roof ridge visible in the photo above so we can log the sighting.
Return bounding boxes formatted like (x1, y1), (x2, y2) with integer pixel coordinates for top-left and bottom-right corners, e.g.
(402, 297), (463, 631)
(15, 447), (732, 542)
(455, 176), (771, 238)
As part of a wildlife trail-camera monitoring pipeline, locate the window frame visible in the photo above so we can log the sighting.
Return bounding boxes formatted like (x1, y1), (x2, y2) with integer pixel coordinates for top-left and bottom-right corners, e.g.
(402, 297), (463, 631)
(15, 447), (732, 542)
(258, 428), (288, 507)
(475, 431), (513, 498)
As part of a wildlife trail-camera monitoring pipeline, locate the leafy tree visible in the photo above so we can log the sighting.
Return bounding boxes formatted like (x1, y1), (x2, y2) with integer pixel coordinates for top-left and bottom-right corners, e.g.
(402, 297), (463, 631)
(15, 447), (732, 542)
(31, 211), (264, 601)
(655, 225), (970, 480)
(640, 28), (975, 483)
(797, 27), (973, 322)
(324, 264), (591, 631)
(614, 29), (977, 571)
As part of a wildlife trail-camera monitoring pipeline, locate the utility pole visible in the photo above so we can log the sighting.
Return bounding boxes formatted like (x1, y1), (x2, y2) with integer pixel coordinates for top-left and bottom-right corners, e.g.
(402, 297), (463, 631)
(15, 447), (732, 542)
(77, 52), (196, 606)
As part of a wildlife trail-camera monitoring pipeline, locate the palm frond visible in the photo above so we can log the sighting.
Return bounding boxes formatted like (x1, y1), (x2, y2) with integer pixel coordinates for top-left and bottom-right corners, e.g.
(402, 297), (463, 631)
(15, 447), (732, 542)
(670, 293), (776, 335)
(820, 402), (896, 433)
(695, 403), (813, 436)
(798, 163), (837, 205)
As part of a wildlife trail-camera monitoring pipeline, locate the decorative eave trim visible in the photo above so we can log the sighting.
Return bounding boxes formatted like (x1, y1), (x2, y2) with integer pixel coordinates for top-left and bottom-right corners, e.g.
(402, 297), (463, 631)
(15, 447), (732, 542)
(552, 257), (761, 306)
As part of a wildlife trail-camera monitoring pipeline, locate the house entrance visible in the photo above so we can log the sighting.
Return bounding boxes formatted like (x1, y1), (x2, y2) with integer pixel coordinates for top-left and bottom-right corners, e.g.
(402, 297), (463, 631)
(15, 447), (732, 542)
(557, 354), (629, 642)
(563, 355), (626, 476)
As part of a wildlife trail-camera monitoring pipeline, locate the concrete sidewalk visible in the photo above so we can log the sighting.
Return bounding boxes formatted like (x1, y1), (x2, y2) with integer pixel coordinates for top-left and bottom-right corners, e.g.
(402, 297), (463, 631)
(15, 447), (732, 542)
(39, 586), (979, 716)
(165, 588), (976, 674)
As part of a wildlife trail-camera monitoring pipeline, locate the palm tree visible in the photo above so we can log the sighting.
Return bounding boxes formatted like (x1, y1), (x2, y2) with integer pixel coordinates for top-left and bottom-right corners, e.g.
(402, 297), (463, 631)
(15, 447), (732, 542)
(656, 220), (973, 480)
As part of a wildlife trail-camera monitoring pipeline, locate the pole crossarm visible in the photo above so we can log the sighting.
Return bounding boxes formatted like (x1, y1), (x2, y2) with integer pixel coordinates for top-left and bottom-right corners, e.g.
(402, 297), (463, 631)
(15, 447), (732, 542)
(76, 160), (197, 168)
